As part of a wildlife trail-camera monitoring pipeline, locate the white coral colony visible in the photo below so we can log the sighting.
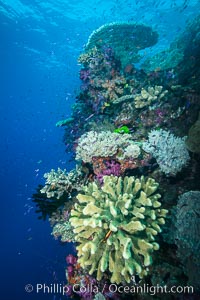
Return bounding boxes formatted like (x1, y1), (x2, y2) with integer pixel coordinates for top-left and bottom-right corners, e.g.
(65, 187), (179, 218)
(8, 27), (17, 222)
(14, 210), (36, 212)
(142, 129), (190, 176)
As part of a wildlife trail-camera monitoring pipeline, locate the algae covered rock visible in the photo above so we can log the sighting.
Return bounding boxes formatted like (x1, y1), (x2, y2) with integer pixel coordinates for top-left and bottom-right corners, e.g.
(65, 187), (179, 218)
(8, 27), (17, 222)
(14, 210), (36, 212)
(175, 191), (200, 290)
(69, 175), (168, 284)
(185, 112), (200, 153)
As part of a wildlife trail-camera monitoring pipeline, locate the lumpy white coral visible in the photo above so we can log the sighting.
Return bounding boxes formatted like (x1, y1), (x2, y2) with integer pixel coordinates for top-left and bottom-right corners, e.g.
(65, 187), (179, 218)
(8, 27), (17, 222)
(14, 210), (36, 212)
(142, 129), (190, 176)
(75, 131), (140, 163)
(120, 143), (141, 159)
(40, 167), (83, 199)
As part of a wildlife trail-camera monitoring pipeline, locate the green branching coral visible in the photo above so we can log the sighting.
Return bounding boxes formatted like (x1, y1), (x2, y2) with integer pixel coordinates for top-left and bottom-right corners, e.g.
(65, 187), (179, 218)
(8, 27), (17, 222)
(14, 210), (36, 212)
(69, 175), (168, 284)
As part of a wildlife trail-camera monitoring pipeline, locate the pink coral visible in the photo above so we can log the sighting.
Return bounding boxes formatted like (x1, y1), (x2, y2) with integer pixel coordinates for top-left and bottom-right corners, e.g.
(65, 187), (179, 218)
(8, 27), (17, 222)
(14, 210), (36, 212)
(66, 254), (77, 265)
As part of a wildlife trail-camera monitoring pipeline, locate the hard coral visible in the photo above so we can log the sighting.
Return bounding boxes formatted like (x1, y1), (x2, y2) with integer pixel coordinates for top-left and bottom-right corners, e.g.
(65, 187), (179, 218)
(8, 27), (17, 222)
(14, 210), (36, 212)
(40, 167), (84, 199)
(69, 175), (168, 284)
(85, 22), (158, 67)
(134, 86), (168, 109)
(52, 220), (75, 243)
(75, 131), (135, 163)
(142, 129), (190, 176)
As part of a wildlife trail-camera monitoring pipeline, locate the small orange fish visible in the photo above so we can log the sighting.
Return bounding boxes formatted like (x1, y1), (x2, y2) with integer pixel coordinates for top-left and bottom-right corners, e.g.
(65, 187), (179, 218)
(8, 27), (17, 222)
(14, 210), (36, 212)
(101, 230), (112, 243)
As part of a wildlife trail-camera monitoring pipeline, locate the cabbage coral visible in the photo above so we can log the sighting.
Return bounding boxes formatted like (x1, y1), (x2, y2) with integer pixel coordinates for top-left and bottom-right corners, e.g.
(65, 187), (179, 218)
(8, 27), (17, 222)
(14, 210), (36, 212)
(69, 175), (168, 284)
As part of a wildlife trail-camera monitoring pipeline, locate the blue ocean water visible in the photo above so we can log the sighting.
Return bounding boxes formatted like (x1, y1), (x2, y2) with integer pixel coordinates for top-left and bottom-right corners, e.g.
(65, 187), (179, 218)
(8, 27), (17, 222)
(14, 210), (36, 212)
(1, 1), (200, 299)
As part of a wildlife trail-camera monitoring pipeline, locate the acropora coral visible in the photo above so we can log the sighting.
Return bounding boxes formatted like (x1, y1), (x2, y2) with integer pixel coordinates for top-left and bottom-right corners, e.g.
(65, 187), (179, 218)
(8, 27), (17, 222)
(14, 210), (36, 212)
(69, 175), (168, 284)
(134, 86), (168, 109)
(110, 85), (168, 112)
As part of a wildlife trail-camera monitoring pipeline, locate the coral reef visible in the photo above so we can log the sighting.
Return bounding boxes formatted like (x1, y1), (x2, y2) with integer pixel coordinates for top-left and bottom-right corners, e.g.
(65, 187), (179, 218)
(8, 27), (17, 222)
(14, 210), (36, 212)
(95, 160), (122, 184)
(121, 143), (141, 159)
(112, 94), (134, 105)
(85, 22), (158, 67)
(142, 129), (190, 176)
(65, 253), (97, 298)
(78, 46), (102, 67)
(69, 175), (168, 284)
(33, 15), (200, 298)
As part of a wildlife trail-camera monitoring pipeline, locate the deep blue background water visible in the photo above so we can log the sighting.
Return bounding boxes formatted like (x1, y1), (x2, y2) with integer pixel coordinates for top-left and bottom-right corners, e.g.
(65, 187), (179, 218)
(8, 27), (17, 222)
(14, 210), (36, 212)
(1, 1), (200, 299)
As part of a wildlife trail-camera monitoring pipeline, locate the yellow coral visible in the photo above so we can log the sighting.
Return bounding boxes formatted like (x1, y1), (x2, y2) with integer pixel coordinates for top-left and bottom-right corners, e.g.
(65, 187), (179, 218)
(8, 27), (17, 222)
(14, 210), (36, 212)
(69, 175), (168, 284)
(134, 85), (168, 108)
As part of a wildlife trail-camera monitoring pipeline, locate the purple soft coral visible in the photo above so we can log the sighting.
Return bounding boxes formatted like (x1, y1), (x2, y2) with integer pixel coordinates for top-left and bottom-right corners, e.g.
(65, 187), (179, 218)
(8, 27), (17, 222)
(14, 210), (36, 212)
(66, 254), (77, 265)
(96, 160), (121, 184)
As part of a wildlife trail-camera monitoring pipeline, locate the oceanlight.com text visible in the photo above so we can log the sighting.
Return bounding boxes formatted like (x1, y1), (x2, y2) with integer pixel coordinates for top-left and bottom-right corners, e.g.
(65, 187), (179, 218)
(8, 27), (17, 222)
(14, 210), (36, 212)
(25, 283), (194, 296)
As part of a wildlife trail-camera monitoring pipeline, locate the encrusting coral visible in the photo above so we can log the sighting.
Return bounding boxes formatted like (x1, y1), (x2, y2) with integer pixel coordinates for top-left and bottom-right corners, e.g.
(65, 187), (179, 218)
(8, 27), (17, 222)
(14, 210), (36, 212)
(69, 175), (168, 284)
